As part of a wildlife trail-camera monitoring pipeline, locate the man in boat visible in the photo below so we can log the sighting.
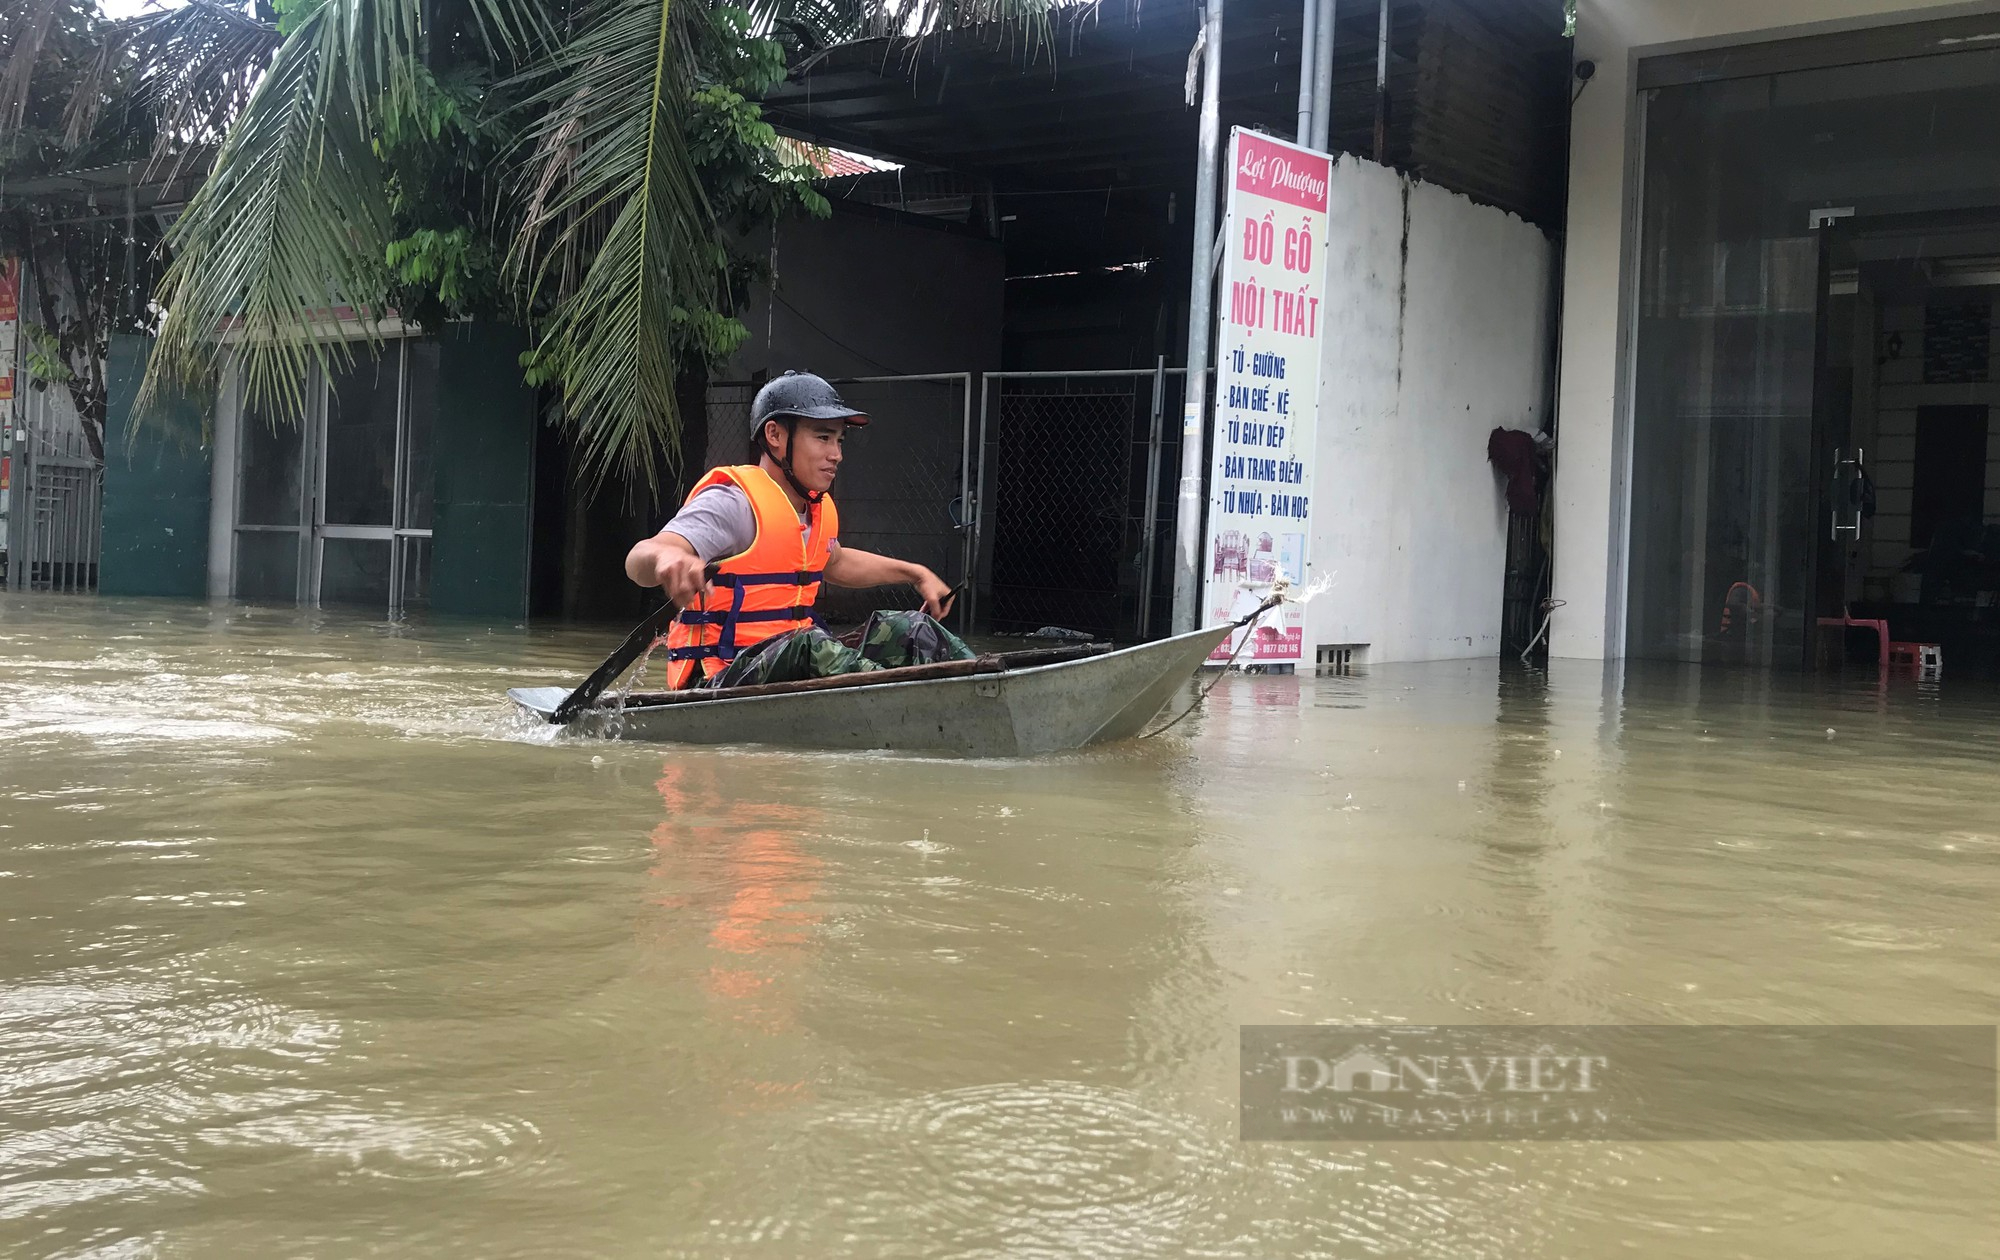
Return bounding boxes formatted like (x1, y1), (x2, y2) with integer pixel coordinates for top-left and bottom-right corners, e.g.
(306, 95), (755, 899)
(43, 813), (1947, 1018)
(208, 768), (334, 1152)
(625, 370), (973, 690)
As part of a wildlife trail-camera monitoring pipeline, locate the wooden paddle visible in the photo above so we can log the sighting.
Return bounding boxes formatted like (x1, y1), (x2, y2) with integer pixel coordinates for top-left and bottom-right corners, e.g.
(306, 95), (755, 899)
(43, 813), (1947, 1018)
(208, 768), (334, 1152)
(551, 563), (718, 724)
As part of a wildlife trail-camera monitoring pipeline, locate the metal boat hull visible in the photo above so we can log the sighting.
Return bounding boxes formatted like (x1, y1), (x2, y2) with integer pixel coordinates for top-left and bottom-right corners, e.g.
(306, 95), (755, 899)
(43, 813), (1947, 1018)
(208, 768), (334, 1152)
(508, 623), (1232, 756)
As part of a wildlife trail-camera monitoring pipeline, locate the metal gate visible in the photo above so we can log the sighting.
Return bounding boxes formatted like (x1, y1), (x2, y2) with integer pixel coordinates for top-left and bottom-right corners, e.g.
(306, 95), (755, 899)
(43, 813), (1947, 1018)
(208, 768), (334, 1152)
(703, 373), (973, 626)
(702, 367), (1183, 642)
(974, 366), (1184, 641)
(5, 381), (102, 594)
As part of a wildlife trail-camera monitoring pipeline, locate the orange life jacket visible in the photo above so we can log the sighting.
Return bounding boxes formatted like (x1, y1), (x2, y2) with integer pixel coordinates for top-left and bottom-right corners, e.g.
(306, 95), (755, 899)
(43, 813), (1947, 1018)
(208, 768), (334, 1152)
(663, 465), (837, 689)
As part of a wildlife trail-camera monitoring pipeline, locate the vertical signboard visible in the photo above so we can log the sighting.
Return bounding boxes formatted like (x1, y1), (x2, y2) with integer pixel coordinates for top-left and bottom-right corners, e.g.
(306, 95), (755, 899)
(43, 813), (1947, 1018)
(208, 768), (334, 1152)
(0, 256), (17, 407)
(1201, 130), (1329, 664)
(0, 257), (17, 541)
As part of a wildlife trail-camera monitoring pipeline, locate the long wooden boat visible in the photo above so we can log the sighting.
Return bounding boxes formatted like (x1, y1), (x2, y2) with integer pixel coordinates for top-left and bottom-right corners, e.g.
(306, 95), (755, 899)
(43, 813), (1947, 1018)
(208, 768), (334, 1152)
(508, 621), (1236, 756)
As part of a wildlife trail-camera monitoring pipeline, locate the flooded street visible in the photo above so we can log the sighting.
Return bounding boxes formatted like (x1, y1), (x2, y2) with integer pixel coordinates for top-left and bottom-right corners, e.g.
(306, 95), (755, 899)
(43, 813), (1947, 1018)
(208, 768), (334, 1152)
(2, 594), (1998, 1257)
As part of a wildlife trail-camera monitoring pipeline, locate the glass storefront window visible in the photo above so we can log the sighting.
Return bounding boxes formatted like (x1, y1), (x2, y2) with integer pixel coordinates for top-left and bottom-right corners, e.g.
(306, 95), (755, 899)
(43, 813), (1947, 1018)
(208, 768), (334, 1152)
(1627, 47), (2000, 664)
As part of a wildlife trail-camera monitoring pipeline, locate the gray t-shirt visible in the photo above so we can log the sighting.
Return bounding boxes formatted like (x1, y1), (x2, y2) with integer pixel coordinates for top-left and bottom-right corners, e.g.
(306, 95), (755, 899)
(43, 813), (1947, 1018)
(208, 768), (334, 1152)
(662, 483), (828, 561)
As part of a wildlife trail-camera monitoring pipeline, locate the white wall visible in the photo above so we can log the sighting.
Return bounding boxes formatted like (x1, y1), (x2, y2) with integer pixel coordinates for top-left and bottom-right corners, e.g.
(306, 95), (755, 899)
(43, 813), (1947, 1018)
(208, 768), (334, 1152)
(1551, 0), (1998, 659)
(1309, 156), (1554, 664)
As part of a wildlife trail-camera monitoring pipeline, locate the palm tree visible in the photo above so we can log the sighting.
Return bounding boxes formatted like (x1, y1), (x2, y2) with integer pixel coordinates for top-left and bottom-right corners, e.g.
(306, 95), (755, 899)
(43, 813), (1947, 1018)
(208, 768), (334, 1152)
(0, 1), (284, 458)
(8, 0), (1055, 490)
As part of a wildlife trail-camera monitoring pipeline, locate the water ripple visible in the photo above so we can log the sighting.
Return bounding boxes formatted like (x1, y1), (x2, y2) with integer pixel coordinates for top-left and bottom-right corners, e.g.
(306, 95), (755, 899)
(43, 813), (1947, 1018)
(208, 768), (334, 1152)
(777, 1081), (1221, 1255)
(203, 1110), (544, 1183)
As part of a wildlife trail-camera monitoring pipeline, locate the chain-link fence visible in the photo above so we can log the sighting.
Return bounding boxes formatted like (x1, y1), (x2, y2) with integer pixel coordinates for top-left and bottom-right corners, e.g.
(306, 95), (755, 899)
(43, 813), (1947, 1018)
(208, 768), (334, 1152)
(704, 374), (972, 627)
(702, 368), (1182, 641)
(972, 368), (1185, 641)
(6, 380), (102, 594)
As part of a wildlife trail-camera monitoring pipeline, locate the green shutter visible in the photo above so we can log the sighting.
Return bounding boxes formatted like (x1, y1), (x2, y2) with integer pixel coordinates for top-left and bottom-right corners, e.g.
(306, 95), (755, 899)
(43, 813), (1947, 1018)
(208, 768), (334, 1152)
(430, 324), (535, 619)
(100, 334), (211, 598)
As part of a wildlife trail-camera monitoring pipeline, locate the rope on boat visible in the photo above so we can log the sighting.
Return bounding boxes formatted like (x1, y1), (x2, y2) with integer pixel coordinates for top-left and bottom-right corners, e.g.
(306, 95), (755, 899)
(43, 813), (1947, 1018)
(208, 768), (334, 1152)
(1139, 591), (1286, 740)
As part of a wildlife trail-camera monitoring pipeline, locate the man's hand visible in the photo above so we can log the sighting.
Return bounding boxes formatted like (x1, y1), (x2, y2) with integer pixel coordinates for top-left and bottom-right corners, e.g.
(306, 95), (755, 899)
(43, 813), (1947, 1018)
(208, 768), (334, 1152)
(914, 569), (956, 620)
(653, 548), (712, 607)
(625, 531), (712, 606)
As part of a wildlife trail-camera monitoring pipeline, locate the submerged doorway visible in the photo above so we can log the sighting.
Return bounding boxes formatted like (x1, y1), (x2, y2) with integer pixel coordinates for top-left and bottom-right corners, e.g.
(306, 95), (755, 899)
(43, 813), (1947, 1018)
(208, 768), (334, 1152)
(231, 339), (437, 614)
(1624, 22), (2000, 668)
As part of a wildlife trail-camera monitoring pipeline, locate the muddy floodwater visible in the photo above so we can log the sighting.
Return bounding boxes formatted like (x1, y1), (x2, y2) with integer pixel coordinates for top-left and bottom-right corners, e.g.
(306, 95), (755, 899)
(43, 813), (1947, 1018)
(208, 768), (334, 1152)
(3, 595), (1999, 1257)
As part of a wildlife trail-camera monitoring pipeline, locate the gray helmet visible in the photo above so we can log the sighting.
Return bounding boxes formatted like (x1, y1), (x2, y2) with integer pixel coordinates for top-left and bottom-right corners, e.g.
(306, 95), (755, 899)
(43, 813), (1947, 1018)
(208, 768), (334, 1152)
(749, 370), (869, 437)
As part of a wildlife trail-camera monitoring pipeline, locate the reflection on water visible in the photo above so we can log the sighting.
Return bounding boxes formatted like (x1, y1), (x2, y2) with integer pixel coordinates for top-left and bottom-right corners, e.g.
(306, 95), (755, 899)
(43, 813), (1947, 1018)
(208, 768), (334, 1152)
(2, 595), (1999, 1256)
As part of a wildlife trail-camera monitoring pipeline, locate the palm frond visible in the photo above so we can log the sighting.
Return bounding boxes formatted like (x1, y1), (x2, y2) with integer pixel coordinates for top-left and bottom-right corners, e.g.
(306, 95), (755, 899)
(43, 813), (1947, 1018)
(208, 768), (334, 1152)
(449, 0), (555, 68)
(0, 0), (65, 137)
(136, 0), (548, 428)
(507, 0), (716, 492)
(884, 0), (1067, 40)
(140, 0), (404, 424)
(63, 1), (284, 162)
(752, 0), (1067, 52)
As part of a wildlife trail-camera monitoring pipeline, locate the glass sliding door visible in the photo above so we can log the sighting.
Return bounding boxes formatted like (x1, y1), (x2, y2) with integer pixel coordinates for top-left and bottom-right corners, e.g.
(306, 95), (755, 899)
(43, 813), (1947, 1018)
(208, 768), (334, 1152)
(1627, 76), (1817, 666)
(1626, 42), (2000, 665)
(394, 342), (438, 612)
(1807, 222), (1863, 668)
(232, 337), (437, 615)
(315, 344), (402, 609)
(234, 396), (310, 602)
(322, 343), (400, 527)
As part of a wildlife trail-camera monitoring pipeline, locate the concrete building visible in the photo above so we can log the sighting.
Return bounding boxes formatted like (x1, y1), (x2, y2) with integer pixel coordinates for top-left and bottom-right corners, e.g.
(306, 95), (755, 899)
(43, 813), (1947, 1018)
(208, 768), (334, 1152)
(754, 0), (1570, 656)
(1553, 0), (2000, 669)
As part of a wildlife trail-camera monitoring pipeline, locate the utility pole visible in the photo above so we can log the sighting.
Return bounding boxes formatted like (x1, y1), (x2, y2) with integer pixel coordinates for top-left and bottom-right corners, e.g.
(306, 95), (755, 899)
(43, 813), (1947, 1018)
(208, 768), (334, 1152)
(1373, 0), (1391, 160)
(1170, 0), (1227, 634)
(1310, 0), (1335, 151)
(1295, 0), (1316, 142)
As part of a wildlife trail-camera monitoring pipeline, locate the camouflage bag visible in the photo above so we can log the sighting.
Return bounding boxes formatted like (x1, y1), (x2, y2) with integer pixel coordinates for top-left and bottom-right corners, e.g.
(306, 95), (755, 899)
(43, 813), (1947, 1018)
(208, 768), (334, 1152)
(704, 611), (973, 690)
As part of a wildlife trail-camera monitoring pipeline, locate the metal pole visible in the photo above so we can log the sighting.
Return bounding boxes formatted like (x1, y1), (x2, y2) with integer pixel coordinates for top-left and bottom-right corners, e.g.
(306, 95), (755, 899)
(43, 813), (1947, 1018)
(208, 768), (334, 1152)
(123, 183), (137, 323)
(75, 468), (85, 593)
(16, 393), (33, 591)
(89, 472), (102, 592)
(972, 374), (991, 633)
(1138, 355), (1167, 638)
(7, 277), (25, 591)
(966, 369), (1181, 379)
(1309, 0), (1335, 152)
(958, 371), (973, 625)
(1373, 0), (1390, 160)
(66, 466), (78, 594)
(1295, 0), (1317, 143)
(1171, 0), (1226, 634)
(389, 346), (407, 615)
